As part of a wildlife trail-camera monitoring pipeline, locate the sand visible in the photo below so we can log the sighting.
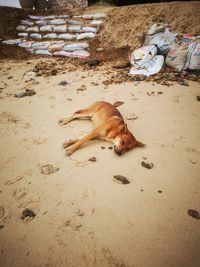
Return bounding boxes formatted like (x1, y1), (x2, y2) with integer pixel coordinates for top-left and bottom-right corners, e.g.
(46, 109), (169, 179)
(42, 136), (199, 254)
(0, 2), (200, 267)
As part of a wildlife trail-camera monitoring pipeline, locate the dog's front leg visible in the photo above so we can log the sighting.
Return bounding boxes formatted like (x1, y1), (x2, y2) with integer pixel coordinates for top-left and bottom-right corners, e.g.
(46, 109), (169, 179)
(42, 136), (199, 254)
(65, 130), (99, 156)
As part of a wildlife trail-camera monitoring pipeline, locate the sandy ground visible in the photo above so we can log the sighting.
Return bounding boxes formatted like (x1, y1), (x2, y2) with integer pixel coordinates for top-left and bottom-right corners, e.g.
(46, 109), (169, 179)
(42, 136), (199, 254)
(0, 55), (200, 267)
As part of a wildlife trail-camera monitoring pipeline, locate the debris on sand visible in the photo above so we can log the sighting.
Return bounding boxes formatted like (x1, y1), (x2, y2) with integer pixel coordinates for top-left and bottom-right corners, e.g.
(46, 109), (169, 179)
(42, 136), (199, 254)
(21, 208), (36, 220)
(59, 80), (68, 86)
(0, 207), (5, 219)
(158, 190), (163, 193)
(0, 225), (4, 229)
(88, 157), (96, 162)
(113, 175), (130, 184)
(197, 96), (200, 101)
(40, 164), (60, 175)
(187, 209), (200, 220)
(86, 59), (100, 67)
(77, 85), (86, 91)
(113, 101), (124, 107)
(14, 89), (36, 98)
(141, 161), (154, 169)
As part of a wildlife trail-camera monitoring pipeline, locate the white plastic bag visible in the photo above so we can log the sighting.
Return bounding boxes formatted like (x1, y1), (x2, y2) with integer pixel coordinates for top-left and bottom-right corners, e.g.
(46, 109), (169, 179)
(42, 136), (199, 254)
(68, 26), (82, 33)
(40, 25), (54, 32)
(26, 26), (39, 33)
(58, 33), (76, 40)
(63, 43), (89, 51)
(35, 50), (52, 56)
(53, 50), (90, 58)
(31, 41), (51, 50)
(49, 19), (66, 25)
(68, 20), (83, 25)
(18, 41), (35, 48)
(35, 20), (47, 26)
(30, 33), (42, 39)
(92, 13), (106, 19)
(77, 32), (96, 40)
(43, 33), (58, 39)
(53, 25), (67, 33)
(185, 42), (200, 70)
(149, 28), (177, 55)
(18, 33), (28, 37)
(2, 39), (22, 45)
(90, 20), (103, 26)
(130, 45), (157, 66)
(16, 25), (27, 31)
(82, 27), (97, 33)
(20, 20), (34, 26)
(147, 23), (169, 35)
(130, 55), (164, 77)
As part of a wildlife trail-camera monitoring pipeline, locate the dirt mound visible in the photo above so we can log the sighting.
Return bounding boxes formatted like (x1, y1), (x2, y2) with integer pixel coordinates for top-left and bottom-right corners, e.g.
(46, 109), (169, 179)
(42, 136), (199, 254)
(98, 1), (200, 49)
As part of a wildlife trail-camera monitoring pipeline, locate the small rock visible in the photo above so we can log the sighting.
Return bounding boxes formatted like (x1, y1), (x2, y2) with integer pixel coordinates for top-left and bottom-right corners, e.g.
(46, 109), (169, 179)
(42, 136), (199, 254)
(113, 175), (130, 184)
(113, 101), (124, 107)
(101, 146), (105, 150)
(7, 76), (13, 80)
(187, 209), (200, 220)
(141, 161), (154, 169)
(0, 225), (4, 229)
(108, 146), (113, 150)
(87, 59), (100, 67)
(21, 208), (36, 220)
(14, 89), (36, 98)
(59, 80), (68, 86)
(196, 96), (200, 101)
(141, 189), (144, 192)
(88, 157), (96, 162)
(40, 164), (60, 175)
(77, 210), (84, 216)
(158, 190), (163, 193)
(190, 159), (197, 164)
(23, 71), (37, 82)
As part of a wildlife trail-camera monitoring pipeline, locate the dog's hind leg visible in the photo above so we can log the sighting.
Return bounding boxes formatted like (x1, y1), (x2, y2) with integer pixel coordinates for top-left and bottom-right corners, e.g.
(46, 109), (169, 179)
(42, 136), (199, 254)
(59, 108), (94, 125)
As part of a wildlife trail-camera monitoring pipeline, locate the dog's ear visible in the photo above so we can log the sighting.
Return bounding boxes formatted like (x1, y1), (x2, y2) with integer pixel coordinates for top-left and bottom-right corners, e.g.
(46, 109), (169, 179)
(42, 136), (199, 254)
(120, 124), (127, 133)
(136, 140), (146, 147)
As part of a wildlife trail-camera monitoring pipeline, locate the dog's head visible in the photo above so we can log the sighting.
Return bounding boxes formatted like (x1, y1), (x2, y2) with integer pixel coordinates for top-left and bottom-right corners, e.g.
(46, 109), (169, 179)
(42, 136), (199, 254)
(114, 124), (145, 156)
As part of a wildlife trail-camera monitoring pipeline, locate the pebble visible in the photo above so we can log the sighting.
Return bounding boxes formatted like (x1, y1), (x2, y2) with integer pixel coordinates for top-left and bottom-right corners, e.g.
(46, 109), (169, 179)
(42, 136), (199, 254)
(141, 161), (154, 169)
(113, 175), (130, 184)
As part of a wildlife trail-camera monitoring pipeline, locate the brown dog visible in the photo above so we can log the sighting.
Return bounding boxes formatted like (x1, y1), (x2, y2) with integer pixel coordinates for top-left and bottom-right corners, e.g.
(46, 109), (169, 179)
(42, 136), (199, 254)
(59, 101), (145, 156)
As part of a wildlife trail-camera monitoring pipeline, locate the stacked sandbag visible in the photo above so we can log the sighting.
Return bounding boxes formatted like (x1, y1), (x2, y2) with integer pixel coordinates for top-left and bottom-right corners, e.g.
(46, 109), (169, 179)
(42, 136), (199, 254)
(2, 12), (106, 58)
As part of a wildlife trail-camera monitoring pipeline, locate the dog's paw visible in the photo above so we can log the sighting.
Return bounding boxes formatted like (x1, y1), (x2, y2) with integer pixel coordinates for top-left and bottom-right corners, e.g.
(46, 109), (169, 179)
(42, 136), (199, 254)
(65, 149), (73, 156)
(58, 118), (65, 125)
(62, 140), (75, 149)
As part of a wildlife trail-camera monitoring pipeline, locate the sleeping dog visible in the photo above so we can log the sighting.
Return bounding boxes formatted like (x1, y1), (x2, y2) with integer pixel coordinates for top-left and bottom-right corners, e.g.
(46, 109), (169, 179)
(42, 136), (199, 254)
(59, 101), (145, 156)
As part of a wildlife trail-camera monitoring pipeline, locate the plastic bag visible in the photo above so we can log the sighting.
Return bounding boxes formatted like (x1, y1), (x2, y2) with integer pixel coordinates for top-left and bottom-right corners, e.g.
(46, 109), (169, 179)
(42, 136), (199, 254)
(18, 33), (28, 37)
(35, 50), (52, 56)
(130, 55), (164, 77)
(49, 19), (66, 25)
(92, 13), (106, 19)
(68, 20), (83, 25)
(185, 42), (200, 70)
(16, 25), (27, 31)
(53, 25), (67, 33)
(48, 43), (64, 52)
(77, 32), (96, 40)
(90, 20), (103, 26)
(58, 33), (76, 40)
(30, 33), (42, 39)
(40, 25), (54, 32)
(20, 20), (34, 26)
(130, 45), (157, 66)
(147, 23), (169, 35)
(35, 20), (47, 26)
(26, 26), (39, 33)
(2, 39), (22, 45)
(148, 28), (177, 55)
(63, 43), (89, 51)
(18, 41), (34, 48)
(57, 15), (70, 19)
(165, 42), (188, 72)
(43, 33), (58, 39)
(68, 26), (82, 33)
(82, 27), (97, 33)
(54, 50), (90, 58)
(31, 42), (51, 50)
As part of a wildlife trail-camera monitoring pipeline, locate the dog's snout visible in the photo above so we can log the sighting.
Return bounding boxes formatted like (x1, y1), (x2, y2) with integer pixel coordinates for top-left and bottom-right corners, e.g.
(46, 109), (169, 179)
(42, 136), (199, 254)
(114, 145), (122, 156)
